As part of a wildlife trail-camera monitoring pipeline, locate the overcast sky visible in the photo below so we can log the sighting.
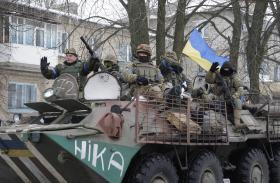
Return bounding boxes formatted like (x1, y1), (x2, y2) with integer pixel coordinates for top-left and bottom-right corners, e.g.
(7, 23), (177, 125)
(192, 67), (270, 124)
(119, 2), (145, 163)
(71, 0), (127, 21)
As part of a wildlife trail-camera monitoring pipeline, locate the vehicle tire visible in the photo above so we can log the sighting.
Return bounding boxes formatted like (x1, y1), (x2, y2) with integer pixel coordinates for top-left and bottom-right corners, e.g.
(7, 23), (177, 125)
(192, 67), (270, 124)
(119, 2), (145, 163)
(236, 148), (269, 183)
(188, 150), (223, 183)
(129, 153), (178, 183)
(270, 146), (280, 183)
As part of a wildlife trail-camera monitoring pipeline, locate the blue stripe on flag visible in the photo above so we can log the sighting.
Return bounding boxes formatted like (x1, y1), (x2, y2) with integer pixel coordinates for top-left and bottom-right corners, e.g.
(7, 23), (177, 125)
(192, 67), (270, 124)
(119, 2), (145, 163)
(188, 29), (229, 65)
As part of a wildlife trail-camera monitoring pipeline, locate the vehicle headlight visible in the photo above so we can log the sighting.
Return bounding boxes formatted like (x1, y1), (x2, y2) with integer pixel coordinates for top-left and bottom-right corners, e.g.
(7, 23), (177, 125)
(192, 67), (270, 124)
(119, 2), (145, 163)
(44, 88), (54, 99)
(13, 113), (22, 124)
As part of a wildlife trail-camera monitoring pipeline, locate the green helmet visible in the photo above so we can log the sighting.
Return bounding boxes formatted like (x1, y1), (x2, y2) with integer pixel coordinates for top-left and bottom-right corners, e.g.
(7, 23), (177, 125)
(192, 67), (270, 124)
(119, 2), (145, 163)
(65, 48), (77, 56)
(103, 54), (117, 65)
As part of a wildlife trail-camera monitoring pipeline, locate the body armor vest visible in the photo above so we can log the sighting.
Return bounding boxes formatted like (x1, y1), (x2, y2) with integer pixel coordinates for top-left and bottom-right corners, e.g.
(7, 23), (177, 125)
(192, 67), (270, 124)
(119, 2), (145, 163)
(133, 62), (159, 83)
(58, 61), (87, 90)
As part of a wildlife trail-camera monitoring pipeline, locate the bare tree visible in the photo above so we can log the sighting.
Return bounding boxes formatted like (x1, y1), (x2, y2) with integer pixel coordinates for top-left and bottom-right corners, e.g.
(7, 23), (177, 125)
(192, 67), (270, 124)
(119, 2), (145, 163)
(156, 0), (166, 65)
(120, 0), (149, 56)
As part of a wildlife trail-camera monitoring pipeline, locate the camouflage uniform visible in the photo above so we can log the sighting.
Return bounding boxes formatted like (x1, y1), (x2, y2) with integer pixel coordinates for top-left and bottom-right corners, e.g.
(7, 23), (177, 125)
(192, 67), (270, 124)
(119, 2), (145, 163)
(41, 48), (99, 90)
(122, 44), (163, 99)
(206, 61), (245, 128)
(206, 71), (243, 108)
(159, 51), (192, 93)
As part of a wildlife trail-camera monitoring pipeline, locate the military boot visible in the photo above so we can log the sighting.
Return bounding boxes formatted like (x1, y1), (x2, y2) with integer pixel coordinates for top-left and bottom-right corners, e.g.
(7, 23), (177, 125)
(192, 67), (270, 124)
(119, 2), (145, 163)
(234, 109), (246, 129)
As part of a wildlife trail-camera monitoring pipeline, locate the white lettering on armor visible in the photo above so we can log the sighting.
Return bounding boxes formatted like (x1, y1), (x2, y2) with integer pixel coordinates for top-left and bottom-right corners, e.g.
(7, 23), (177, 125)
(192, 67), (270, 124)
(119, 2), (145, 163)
(92, 144), (106, 171)
(74, 140), (125, 177)
(108, 151), (124, 177)
(75, 140), (86, 160)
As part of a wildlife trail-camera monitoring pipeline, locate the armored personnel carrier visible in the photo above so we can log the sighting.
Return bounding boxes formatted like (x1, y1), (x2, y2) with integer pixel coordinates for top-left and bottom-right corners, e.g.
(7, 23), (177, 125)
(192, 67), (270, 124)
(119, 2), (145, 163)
(0, 72), (279, 183)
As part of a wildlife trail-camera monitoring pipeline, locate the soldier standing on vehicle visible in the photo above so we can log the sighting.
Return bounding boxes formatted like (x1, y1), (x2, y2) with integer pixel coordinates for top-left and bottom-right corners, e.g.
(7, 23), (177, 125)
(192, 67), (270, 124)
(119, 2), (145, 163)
(159, 51), (192, 97)
(122, 44), (163, 99)
(206, 61), (245, 128)
(40, 48), (100, 89)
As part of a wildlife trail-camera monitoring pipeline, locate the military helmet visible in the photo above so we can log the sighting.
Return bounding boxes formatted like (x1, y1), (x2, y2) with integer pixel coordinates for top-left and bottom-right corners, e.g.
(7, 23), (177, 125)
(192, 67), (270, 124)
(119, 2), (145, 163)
(65, 48), (78, 56)
(136, 44), (152, 56)
(220, 61), (235, 76)
(103, 54), (117, 64)
(165, 51), (178, 63)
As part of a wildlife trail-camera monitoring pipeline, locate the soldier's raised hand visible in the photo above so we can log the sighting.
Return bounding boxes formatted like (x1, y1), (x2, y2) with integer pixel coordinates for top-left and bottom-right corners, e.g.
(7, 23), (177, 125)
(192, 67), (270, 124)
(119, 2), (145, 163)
(40, 57), (49, 70)
(210, 62), (219, 72)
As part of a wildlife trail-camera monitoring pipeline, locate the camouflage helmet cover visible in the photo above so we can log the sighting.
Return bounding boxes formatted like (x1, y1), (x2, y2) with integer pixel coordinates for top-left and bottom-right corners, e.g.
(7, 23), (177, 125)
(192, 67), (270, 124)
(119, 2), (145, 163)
(103, 54), (117, 64)
(136, 44), (152, 56)
(164, 51), (178, 63)
(65, 48), (78, 56)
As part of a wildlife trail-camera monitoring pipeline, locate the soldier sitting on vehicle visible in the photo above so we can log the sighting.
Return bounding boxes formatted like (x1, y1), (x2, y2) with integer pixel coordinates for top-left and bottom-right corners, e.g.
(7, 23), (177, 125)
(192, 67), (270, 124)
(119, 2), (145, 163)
(122, 44), (163, 100)
(102, 54), (122, 79)
(40, 48), (100, 90)
(206, 61), (246, 129)
(159, 51), (192, 96)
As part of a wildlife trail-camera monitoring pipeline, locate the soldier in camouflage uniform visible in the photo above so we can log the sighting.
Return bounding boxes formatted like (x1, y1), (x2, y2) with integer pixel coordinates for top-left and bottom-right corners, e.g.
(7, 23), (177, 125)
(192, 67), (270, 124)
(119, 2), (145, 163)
(206, 61), (245, 128)
(103, 54), (121, 79)
(122, 44), (163, 99)
(40, 48), (100, 90)
(159, 51), (192, 97)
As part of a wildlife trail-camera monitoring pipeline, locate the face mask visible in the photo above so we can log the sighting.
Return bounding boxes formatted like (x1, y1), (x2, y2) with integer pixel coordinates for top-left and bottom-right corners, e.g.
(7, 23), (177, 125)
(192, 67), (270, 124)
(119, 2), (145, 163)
(220, 67), (233, 76)
(138, 55), (150, 63)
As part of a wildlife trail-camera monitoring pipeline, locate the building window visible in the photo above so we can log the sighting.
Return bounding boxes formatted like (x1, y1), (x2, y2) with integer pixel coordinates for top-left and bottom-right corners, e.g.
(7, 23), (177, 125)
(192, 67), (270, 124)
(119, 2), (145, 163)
(58, 32), (69, 53)
(274, 65), (280, 81)
(118, 44), (132, 62)
(9, 16), (58, 48)
(8, 83), (37, 109)
(46, 24), (56, 48)
(25, 19), (35, 45)
(259, 62), (271, 82)
(36, 29), (44, 47)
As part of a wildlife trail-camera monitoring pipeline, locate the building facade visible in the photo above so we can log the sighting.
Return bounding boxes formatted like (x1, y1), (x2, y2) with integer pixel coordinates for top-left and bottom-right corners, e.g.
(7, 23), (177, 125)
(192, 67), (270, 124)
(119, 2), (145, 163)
(0, 0), (131, 121)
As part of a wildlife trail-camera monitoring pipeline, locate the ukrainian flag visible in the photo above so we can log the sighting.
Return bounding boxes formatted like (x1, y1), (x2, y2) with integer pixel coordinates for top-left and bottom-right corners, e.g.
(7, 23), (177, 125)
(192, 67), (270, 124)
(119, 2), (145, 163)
(182, 29), (229, 71)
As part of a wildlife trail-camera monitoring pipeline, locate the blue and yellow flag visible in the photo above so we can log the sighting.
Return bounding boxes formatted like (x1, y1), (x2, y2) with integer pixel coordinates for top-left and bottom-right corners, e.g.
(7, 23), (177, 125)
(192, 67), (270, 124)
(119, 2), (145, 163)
(182, 29), (229, 71)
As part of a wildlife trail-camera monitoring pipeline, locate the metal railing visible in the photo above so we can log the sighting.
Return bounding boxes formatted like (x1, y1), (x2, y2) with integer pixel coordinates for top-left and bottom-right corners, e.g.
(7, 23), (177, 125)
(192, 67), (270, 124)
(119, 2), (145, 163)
(135, 93), (228, 145)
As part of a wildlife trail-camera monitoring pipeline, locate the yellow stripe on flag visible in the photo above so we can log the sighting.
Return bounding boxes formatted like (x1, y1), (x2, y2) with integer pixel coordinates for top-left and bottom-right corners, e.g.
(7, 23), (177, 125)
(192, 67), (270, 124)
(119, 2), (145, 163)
(182, 41), (213, 71)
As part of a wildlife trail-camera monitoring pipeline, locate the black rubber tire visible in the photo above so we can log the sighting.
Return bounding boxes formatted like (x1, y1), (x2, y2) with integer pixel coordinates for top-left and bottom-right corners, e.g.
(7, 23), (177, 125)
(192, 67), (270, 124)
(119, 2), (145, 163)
(270, 146), (280, 183)
(129, 153), (178, 183)
(235, 148), (269, 183)
(188, 150), (223, 183)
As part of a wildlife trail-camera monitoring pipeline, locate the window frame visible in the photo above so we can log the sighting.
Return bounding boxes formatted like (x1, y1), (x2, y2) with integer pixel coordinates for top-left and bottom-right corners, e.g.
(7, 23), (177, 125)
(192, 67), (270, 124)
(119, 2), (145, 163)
(8, 82), (37, 112)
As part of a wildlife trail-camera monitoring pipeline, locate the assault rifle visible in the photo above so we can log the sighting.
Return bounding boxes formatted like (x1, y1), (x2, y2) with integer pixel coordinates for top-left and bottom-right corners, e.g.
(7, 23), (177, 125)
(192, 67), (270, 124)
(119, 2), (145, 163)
(216, 72), (235, 108)
(80, 36), (105, 71)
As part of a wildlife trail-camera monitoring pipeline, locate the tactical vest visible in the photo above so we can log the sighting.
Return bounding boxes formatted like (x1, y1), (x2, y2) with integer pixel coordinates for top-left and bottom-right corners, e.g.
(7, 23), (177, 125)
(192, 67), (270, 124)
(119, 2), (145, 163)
(165, 72), (183, 86)
(133, 62), (159, 83)
(58, 61), (87, 90)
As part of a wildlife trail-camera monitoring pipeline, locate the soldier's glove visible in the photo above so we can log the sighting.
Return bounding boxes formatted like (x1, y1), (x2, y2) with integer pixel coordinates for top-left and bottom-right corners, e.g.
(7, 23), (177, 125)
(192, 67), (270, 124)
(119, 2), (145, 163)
(181, 81), (188, 90)
(89, 55), (101, 72)
(40, 57), (49, 71)
(136, 76), (149, 86)
(210, 62), (219, 72)
(168, 85), (182, 96)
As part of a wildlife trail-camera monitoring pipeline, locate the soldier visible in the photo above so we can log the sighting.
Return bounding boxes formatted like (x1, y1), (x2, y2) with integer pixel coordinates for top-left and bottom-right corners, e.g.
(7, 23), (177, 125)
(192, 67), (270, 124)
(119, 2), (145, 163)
(40, 48), (100, 90)
(103, 54), (120, 77)
(206, 61), (245, 128)
(159, 51), (192, 97)
(122, 44), (163, 99)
